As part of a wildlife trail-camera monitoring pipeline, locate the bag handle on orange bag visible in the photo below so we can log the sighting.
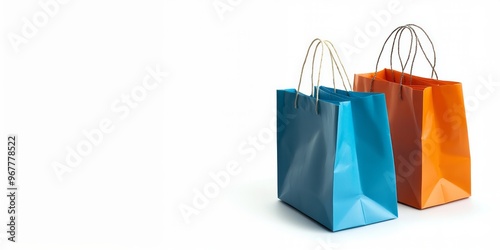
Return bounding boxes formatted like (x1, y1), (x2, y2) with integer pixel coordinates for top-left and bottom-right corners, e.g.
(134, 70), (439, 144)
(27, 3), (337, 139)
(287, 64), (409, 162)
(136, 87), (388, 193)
(371, 25), (410, 95)
(392, 24), (439, 83)
(391, 25), (421, 88)
(390, 26), (417, 82)
(391, 24), (439, 81)
(372, 24), (439, 98)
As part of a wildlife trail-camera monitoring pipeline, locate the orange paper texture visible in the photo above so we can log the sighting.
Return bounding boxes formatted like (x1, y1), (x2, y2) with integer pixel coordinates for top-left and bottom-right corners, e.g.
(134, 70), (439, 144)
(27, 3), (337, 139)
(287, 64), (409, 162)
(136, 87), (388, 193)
(354, 69), (471, 209)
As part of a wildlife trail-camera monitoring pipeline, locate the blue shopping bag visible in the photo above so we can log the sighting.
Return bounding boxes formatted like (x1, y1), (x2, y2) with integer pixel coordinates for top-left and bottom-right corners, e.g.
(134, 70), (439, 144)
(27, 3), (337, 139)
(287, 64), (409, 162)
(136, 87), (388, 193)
(277, 39), (398, 231)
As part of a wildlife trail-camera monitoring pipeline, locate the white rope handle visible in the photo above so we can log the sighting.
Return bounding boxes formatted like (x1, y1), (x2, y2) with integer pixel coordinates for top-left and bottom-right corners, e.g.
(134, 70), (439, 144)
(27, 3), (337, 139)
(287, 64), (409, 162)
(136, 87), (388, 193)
(294, 38), (352, 114)
(323, 40), (352, 93)
(294, 38), (325, 114)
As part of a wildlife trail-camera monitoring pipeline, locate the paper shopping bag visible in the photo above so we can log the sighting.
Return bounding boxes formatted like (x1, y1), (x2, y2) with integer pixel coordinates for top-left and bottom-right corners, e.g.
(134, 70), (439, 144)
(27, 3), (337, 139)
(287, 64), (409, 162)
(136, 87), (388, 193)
(353, 25), (471, 209)
(277, 39), (398, 231)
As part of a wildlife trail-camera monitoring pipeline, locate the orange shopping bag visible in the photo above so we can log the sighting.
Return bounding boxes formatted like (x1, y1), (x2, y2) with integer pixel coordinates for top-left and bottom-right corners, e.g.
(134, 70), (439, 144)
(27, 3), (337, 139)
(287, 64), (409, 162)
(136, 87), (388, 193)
(353, 24), (471, 209)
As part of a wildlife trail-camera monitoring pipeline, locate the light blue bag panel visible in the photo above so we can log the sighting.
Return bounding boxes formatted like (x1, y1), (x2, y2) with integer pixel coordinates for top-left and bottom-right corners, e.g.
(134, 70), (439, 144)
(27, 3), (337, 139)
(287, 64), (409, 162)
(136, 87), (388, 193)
(318, 86), (398, 230)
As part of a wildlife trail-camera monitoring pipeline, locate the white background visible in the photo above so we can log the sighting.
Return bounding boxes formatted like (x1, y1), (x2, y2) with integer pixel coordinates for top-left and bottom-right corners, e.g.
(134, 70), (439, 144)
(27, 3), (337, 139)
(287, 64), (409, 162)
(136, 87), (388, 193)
(1, 0), (499, 249)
